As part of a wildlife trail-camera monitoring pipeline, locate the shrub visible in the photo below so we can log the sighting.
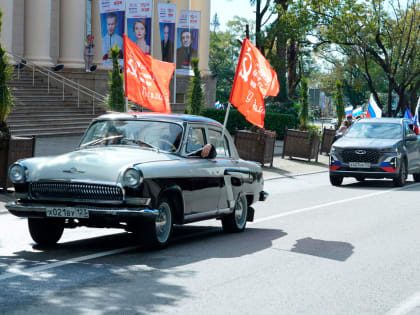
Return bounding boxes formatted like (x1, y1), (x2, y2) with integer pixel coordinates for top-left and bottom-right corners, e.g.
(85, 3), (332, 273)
(202, 108), (296, 139)
(107, 43), (124, 112)
(185, 58), (204, 115)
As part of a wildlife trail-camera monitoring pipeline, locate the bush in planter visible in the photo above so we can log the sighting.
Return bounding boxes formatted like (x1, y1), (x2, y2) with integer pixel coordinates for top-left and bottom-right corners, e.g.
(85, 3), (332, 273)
(106, 43), (124, 112)
(201, 108), (296, 139)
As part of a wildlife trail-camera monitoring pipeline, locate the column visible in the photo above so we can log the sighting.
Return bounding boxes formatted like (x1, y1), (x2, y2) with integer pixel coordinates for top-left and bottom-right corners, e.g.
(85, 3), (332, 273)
(91, 0), (105, 68)
(57, 0), (86, 68)
(0, 0), (14, 52)
(191, 0), (210, 75)
(24, 0), (53, 66)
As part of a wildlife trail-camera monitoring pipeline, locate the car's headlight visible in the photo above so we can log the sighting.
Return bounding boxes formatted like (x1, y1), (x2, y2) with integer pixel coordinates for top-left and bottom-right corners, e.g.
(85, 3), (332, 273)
(122, 168), (142, 187)
(9, 163), (26, 183)
(380, 147), (398, 153)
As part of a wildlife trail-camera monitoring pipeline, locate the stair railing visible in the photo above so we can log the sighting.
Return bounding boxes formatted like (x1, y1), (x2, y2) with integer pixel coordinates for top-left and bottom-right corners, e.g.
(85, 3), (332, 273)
(7, 51), (107, 115)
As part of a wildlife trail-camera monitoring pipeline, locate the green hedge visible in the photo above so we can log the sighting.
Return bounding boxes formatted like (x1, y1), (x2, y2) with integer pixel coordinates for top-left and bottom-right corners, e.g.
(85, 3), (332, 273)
(202, 108), (297, 140)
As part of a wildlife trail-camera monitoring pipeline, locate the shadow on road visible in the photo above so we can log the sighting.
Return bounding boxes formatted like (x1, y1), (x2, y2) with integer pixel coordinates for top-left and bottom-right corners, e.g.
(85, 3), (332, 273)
(291, 237), (354, 262)
(0, 226), (287, 314)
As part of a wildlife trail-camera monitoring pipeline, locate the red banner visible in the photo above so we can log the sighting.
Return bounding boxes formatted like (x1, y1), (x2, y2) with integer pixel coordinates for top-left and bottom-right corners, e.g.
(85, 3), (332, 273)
(123, 34), (175, 113)
(229, 38), (279, 128)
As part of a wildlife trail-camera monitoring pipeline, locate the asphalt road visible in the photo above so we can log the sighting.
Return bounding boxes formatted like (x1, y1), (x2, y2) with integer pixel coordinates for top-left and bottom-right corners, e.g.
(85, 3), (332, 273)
(1, 173), (420, 314)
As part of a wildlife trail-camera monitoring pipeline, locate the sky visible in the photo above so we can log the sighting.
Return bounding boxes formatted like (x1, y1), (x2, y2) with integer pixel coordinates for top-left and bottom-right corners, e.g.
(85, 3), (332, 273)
(211, 0), (255, 30)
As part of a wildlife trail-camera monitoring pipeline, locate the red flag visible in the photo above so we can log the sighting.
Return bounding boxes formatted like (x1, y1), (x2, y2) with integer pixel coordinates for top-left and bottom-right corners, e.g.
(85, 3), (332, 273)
(123, 35), (175, 113)
(229, 38), (279, 128)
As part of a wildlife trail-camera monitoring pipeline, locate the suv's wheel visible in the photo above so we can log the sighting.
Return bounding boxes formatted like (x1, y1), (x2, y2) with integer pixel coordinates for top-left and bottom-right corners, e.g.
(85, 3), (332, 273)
(413, 173), (420, 182)
(28, 218), (64, 246)
(222, 195), (248, 233)
(330, 174), (343, 186)
(393, 160), (407, 187)
(140, 196), (173, 249)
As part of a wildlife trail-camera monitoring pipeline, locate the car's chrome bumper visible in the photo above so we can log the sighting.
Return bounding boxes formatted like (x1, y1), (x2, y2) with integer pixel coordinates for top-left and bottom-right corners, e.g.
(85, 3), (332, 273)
(259, 190), (269, 201)
(5, 201), (159, 219)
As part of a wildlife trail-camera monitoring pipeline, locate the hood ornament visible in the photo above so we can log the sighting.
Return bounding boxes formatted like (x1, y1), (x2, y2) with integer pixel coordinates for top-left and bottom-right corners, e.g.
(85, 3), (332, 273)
(63, 167), (85, 174)
(355, 150), (366, 155)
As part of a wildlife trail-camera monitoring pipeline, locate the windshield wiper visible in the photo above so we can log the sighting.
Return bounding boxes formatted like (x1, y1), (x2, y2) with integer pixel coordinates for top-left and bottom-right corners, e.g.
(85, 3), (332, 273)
(80, 135), (124, 148)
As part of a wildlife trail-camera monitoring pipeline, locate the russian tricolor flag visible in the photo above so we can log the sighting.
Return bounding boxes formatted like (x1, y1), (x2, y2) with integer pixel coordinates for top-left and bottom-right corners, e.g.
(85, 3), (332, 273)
(404, 107), (414, 120)
(352, 107), (363, 118)
(345, 106), (353, 117)
(366, 94), (382, 118)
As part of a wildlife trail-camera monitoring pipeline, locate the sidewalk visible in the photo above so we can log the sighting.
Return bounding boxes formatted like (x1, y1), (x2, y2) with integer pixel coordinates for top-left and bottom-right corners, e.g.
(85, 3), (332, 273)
(0, 137), (329, 213)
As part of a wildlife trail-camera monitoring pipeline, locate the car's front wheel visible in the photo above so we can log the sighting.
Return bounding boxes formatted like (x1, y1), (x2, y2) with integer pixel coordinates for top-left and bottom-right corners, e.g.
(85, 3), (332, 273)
(140, 197), (173, 249)
(28, 218), (64, 246)
(222, 195), (248, 233)
(330, 174), (343, 186)
(393, 160), (407, 187)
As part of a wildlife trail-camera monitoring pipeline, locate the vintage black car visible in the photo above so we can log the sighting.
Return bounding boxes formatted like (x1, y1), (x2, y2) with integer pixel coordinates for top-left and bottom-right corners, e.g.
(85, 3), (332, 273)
(329, 118), (420, 186)
(6, 113), (267, 248)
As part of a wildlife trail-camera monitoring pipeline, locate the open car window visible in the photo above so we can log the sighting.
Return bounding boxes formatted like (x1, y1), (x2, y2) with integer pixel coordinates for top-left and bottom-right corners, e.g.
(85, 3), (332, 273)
(186, 127), (206, 153)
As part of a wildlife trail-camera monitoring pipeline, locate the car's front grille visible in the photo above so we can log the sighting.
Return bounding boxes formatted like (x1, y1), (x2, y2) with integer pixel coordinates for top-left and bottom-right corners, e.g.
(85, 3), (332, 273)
(341, 149), (380, 163)
(30, 182), (123, 202)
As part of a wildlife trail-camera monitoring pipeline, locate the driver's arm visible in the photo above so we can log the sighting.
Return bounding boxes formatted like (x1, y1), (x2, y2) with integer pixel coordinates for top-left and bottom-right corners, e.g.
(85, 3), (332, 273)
(189, 144), (216, 159)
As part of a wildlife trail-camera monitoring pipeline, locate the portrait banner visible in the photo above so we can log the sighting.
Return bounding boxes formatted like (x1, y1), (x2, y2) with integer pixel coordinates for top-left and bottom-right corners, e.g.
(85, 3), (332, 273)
(176, 10), (201, 76)
(127, 0), (153, 55)
(158, 3), (176, 63)
(100, 0), (125, 66)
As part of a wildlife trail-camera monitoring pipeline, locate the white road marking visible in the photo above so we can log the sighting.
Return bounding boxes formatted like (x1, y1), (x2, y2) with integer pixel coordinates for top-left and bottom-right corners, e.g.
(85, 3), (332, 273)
(1, 182), (419, 284)
(250, 183), (420, 225)
(385, 291), (420, 315)
(0, 246), (139, 281)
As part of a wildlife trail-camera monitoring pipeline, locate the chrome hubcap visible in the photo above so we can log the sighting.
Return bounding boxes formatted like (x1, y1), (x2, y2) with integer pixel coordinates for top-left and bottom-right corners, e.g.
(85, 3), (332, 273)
(234, 198), (247, 228)
(155, 202), (171, 243)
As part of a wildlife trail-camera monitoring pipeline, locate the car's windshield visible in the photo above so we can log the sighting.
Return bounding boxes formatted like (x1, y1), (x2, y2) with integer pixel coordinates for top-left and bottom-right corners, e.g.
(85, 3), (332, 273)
(79, 120), (183, 152)
(345, 122), (401, 139)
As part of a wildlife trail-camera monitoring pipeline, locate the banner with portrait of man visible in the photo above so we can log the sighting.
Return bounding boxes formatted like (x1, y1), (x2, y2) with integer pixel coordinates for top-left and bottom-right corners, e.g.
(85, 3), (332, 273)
(158, 3), (176, 63)
(176, 10), (201, 76)
(100, 0), (125, 66)
(126, 0), (153, 56)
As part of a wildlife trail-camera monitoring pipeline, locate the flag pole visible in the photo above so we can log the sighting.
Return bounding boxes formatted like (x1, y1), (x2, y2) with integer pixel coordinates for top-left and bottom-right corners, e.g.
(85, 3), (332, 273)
(221, 103), (231, 140)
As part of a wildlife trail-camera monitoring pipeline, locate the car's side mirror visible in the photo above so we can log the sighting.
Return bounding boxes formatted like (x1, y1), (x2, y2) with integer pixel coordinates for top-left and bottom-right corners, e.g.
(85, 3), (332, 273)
(405, 134), (418, 141)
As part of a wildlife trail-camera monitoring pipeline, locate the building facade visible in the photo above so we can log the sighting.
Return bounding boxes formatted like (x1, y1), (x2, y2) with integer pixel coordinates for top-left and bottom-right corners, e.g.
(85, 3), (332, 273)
(0, 0), (214, 108)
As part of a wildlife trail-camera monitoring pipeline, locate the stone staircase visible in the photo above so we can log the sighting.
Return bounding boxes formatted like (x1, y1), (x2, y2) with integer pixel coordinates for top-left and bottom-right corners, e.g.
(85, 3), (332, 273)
(7, 69), (107, 137)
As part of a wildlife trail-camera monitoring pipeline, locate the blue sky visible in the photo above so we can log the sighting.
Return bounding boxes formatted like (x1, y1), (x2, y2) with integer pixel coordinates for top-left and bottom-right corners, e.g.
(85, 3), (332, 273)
(211, 0), (255, 29)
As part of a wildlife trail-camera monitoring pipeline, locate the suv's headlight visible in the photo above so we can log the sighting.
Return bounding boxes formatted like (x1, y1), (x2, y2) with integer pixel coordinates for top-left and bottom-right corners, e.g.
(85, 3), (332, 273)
(380, 147), (398, 153)
(9, 163), (26, 183)
(122, 168), (143, 187)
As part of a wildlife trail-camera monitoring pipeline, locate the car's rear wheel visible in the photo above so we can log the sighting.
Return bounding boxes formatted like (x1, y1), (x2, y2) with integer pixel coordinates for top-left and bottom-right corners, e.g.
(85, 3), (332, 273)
(330, 174), (343, 186)
(222, 195), (248, 233)
(140, 197), (173, 249)
(393, 160), (407, 187)
(28, 218), (64, 246)
(413, 173), (420, 182)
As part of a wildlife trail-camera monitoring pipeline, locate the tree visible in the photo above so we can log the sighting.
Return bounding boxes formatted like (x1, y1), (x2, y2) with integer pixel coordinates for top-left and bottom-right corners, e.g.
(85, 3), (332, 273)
(313, 0), (420, 116)
(186, 58), (204, 115)
(335, 80), (344, 128)
(299, 76), (309, 129)
(0, 10), (13, 139)
(107, 43), (124, 112)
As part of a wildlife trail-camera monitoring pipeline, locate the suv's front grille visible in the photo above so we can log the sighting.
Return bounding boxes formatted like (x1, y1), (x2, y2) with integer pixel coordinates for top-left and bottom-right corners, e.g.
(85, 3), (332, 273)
(30, 182), (123, 202)
(341, 149), (380, 163)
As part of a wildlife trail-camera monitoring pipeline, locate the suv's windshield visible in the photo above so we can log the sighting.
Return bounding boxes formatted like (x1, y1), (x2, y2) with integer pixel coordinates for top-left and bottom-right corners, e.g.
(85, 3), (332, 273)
(79, 120), (183, 152)
(345, 122), (401, 139)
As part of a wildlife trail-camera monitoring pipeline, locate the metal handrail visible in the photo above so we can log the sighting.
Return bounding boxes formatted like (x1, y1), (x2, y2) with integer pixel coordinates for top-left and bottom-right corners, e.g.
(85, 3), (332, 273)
(6, 51), (107, 114)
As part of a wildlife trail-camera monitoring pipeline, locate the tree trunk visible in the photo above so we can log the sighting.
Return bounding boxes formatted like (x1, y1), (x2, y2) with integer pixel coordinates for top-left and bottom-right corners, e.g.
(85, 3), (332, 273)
(287, 38), (299, 99)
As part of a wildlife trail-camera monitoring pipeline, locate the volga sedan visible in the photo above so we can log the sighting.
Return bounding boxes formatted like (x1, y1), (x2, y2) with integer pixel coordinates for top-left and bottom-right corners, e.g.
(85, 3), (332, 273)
(329, 118), (420, 187)
(6, 113), (267, 248)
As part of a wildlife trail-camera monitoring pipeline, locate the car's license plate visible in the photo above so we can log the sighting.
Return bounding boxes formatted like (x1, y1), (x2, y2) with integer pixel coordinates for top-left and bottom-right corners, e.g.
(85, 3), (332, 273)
(349, 162), (371, 168)
(46, 207), (89, 218)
